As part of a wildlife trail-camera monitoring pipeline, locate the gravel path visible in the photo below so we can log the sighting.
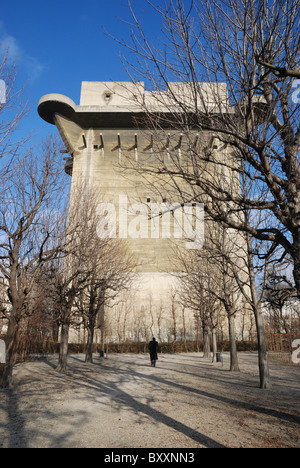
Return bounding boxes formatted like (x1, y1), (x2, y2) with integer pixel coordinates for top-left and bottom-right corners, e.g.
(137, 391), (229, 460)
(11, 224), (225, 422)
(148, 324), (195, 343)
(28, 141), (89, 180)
(0, 353), (299, 448)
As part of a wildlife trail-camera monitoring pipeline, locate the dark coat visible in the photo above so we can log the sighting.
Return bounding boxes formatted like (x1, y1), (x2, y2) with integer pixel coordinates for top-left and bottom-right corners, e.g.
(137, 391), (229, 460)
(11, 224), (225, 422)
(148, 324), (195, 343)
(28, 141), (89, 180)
(149, 339), (158, 361)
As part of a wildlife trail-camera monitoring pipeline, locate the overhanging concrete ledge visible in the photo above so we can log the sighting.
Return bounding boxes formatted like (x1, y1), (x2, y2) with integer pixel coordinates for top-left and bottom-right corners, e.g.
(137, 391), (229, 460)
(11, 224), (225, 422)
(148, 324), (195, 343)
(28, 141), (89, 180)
(38, 93), (145, 129)
(38, 94), (77, 125)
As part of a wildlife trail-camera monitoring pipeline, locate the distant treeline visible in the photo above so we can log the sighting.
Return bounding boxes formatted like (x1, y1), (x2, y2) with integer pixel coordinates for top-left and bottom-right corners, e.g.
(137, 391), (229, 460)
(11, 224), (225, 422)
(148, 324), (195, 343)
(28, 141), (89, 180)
(14, 337), (259, 361)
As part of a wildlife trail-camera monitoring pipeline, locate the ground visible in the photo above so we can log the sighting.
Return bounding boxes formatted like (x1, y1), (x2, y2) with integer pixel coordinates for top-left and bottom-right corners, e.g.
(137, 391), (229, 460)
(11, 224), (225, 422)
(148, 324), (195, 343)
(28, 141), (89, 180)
(0, 352), (299, 448)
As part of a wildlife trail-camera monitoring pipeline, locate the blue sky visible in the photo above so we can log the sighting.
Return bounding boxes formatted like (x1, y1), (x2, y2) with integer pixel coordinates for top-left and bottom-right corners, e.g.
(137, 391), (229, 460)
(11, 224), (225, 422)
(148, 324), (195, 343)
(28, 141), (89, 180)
(0, 0), (164, 142)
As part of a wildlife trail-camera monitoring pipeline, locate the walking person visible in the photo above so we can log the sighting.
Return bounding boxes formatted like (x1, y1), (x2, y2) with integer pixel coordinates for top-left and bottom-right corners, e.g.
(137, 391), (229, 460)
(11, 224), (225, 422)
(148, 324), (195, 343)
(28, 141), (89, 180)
(149, 337), (159, 367)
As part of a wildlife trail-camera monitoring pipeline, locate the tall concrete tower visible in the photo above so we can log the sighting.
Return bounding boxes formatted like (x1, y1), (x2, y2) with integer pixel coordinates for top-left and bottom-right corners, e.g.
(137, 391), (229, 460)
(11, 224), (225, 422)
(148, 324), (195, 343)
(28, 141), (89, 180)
(38, 81), (228, 311)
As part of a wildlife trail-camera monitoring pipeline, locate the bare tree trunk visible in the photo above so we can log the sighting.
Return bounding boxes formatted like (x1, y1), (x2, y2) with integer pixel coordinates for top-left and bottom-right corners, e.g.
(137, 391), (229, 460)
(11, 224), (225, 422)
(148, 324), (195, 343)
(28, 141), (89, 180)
(182, 308), (187, 352)
(246, 234), (271, 389)
(100, 326), (105, 353)
(57, 323), (70, 373)
(195, 320), (201, 352)
(228, 312), (240, 372)
(170, 291), (178, 350)
(254, 302), (271, 389)
(85, 323), (95, 363)
(0, 318), (19, 388)
(203, 322), (211, 358)
(292, 230), (300, 301)
(212, 327), (217, 363)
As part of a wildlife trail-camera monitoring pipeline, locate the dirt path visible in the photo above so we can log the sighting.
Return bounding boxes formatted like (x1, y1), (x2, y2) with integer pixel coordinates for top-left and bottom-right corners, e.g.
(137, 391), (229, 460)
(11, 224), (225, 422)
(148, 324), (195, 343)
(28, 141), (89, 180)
(0, 353), (299, 448)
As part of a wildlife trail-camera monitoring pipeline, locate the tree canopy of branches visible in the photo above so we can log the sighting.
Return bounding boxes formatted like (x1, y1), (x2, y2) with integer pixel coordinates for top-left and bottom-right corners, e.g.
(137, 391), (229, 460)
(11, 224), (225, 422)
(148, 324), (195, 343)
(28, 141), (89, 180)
(113, 0), (300, 299)
(0, 135), (69, 387)
(0, 45), (30, 169)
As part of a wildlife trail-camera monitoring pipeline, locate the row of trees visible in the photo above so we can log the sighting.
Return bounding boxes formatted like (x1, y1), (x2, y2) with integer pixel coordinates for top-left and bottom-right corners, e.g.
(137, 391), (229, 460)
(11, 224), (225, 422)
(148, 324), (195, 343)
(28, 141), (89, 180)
(107, 290), (256, 352)
(0, 50), (136, 386)
(0, 157), (136, 385)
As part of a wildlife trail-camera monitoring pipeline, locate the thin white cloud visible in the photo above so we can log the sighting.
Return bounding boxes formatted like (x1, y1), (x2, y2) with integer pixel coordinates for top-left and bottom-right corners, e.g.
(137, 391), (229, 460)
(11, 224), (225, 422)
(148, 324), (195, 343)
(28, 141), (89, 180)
(0, 23), (45, 82)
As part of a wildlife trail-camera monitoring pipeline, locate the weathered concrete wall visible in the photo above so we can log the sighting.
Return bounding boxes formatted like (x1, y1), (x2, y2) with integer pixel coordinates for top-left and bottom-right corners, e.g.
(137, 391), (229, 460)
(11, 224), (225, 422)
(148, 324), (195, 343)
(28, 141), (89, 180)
(38, 81), (250, 343)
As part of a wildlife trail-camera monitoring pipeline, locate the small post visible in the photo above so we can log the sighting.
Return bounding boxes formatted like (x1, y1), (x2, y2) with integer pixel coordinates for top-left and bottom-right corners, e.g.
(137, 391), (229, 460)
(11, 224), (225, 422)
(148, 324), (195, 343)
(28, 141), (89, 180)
(134, 134), (138, 161)
(193, 134), (199, 148)
(118, 133), (122, 163)
(100, 133), (104, 149)
(166, 133), (170, 149)
(177, 134), (183, 149)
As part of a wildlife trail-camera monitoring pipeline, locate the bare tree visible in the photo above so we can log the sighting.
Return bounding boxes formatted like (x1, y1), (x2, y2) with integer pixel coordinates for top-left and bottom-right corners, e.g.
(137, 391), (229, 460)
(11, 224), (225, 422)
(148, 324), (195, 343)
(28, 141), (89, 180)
(156, 299), (165, 344)
(77, 237), (136, 364)
(112, 0), (300, 299)
(52, 180), (137, 369)
(176, 262), (213, 358)
(168, 289), (179, 349)
(53, 182), (107, 372)
(173, 241), (224, 362)
(230, 228), (272, 387)
(0, 135), (68, 387)
(205, 238), (241, 372)
(0, 45), (30, 172)
(50, 260), (88, 373)
(138, 305), (151, 351)
(175, 229), (241, 371)
(181, 305), (187, 352)
(148, 293), (156, 338)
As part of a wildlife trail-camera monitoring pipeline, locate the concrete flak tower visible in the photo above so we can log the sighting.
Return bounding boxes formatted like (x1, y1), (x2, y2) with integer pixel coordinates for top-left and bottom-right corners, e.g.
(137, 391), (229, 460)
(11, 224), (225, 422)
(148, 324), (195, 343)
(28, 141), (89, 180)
(38, 81), (237, 318)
